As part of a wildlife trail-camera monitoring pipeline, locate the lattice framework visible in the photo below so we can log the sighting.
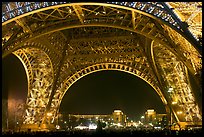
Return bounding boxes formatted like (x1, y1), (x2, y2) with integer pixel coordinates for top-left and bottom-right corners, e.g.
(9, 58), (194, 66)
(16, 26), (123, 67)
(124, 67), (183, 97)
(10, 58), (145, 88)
(2, 2), (202, 129)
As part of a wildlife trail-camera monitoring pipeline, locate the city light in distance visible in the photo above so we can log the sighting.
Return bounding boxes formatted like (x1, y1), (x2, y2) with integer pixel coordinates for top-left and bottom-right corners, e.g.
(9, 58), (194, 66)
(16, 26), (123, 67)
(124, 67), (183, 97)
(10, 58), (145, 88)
(89, 124), (97, 130)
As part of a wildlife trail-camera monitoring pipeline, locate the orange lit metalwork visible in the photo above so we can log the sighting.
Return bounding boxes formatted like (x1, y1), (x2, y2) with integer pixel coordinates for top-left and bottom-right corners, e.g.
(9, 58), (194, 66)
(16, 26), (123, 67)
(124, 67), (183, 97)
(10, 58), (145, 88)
(2, 2), (202, 130)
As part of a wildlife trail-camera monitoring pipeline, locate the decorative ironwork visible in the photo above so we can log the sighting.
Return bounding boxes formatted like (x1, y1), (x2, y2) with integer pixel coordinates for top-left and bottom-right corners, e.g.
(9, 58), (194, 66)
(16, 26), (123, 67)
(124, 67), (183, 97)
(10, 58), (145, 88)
(2, 2), (202, 129)
(14, 48), (54, 125)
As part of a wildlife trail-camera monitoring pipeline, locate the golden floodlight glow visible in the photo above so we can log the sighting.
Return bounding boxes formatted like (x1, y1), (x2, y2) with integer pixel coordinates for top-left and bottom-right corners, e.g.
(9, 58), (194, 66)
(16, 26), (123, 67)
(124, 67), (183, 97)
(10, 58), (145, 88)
(114, 110), (122, 113)
(172, 101), (177, 105)
(147, 109), (154, 112)
(177, 111), (183, 115)
(47, 112), (53, 117)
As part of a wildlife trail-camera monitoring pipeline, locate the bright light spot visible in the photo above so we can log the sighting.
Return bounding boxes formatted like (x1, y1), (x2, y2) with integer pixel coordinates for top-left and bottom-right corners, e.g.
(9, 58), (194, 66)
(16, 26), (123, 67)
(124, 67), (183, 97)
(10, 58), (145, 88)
(141, 116), (145, 119)
(56, 125), (60, 129)
(172, 101), (177, 105)
(177, 111), (183, 114)
(147, 109), (154, 112)
(154, 126), (161, 129)
(149, 123), (153, 126)
(114, 110), (122, 113)
(64, 121), (67, 124)
(74, 125), (89, 130)
(89, 124), (97, 130)
(133, 122), (138, 127)
(168, 87), (173, 92)
(47, 112), (52, 117)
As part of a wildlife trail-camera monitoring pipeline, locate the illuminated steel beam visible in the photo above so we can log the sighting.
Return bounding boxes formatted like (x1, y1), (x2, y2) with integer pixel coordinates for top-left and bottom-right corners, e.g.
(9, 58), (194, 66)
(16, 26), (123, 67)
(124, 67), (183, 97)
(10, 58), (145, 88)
(132, 10), (136, 29)
(14, 48), (54, 127)
(15, 19), (32, 34)
(2, 2), (202, 130)
(72, 5), (84, 24)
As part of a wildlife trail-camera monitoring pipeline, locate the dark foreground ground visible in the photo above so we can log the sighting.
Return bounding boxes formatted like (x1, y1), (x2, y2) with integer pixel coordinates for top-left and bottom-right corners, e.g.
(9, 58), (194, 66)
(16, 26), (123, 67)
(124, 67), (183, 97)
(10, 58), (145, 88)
(2, 128), (203, 137)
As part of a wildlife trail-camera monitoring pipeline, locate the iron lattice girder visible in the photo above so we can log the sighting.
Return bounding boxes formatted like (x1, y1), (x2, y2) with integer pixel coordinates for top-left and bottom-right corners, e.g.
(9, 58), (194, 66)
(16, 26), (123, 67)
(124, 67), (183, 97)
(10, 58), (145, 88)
(153, 43), (202, 122)
(48, 29), (201, 124)
(2, 4), (201, 78)
(2, 2), (201, 52)
(14, 48), (54, 124)
(58, 33), (154, 84)
(167, 2), (202, 40)
(30, 31), (68, 78)
(2, 2), (202, 127)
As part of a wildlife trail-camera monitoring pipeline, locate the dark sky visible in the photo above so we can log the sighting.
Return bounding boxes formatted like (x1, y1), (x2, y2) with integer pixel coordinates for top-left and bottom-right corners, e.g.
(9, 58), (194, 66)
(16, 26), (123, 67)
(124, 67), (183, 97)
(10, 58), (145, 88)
(2, 54), (27, 101)
(2, 54), (166, 121)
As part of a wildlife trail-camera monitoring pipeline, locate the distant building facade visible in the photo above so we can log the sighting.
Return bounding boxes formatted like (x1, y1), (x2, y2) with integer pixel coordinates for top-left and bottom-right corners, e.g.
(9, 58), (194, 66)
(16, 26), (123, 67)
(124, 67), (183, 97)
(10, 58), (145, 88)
(58, 109), (127, 129)
(145, 109), (157, 124)
(112, 110), (127, 126)
(144, 109), (167, 128)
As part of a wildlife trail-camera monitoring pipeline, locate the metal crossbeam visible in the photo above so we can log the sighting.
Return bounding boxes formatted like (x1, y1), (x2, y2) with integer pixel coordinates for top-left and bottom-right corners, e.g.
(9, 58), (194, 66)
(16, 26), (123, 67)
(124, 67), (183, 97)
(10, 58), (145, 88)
(73, 5), (84, 24)
(2, 2), (202, 130)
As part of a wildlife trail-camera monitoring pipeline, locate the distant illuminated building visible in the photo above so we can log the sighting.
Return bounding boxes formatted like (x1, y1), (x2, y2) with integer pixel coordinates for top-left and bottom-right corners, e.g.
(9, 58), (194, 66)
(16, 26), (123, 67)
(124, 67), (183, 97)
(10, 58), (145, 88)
(156, 114), (167, 128)
(69, 114), (111, 120)
(112, 110), (127, 126)
(64, 113), (113, 129)
(59, 110), (127, 129)
(144, 109), (167, 128)
(145, 109), (157, 124)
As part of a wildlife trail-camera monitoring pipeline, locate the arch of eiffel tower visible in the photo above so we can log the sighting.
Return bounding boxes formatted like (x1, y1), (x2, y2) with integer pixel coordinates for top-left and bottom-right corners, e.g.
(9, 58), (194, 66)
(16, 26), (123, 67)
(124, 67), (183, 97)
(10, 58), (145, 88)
(2, 2), (202, 130)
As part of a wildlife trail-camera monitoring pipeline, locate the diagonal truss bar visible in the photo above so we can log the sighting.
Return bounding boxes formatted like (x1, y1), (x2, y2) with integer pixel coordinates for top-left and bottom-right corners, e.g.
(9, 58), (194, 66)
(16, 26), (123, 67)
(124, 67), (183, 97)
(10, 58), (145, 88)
(132, 10), (136, 29)
(73, 5), (84, 24)
(15, 19), (32, 34)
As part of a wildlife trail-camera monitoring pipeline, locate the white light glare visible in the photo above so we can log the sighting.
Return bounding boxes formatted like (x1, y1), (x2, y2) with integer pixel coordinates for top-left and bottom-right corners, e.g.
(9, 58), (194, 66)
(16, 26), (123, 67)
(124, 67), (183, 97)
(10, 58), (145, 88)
(168, 87), (173, 92)
(89, 124), (97, 130)
(56, 125), (60, 129)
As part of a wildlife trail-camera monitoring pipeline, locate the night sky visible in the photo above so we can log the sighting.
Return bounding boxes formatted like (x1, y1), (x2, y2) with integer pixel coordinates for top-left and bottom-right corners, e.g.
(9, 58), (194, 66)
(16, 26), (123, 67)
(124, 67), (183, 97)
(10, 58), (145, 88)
(2, 54), (166, 121)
